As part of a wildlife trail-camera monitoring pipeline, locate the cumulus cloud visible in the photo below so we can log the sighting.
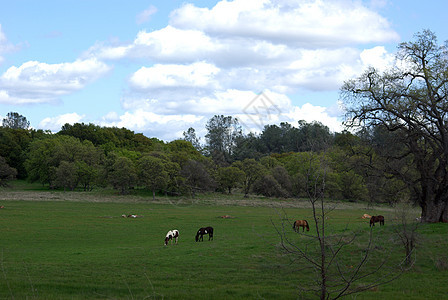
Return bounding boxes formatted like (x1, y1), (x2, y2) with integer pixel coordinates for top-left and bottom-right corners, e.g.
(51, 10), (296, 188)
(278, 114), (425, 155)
(39, 112), (85, 132)
(170, 0), (399, 47)
(98, 109), (204, 141)
(99, 89), (343, 140)
(129, 61), (220, 90)
(0, 58), (111, 104)
(86, 0), (399, 139)
(2, 0), (401, 140)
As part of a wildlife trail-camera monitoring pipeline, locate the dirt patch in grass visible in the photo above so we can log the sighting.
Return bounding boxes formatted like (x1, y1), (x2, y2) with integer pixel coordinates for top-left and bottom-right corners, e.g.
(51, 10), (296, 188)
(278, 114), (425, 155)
(0, 190), (398, 212)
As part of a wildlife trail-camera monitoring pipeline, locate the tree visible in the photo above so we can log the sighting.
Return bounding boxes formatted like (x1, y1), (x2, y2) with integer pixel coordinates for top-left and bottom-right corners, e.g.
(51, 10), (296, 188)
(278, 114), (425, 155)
(205, 115), (242, 165)
(0, 127), (34, 178)
(296, 120), (333, 152)
(217, 166), (244, 194)
(107, 156), (137, 194)
(274, 150), (402, 299)
(54, 161), (77, 191)
(0, 156), (17, 187)
(137, 155), (169, 200)
(233, 158), (265, 197)
(341, 30), (448, 223)
(180, 159), (215, 198)
(2, 112), (30, 129)
(183, 127), (202, 152)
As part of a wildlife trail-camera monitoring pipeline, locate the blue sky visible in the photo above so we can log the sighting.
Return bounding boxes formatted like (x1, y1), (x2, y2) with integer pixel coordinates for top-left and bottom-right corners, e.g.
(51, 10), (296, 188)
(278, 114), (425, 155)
(0, 0), (447, 141)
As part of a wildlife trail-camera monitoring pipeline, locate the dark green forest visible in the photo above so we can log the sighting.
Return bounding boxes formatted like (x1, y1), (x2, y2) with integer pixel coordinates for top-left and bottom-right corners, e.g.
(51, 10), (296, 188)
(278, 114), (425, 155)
(0, 114), (405, 206)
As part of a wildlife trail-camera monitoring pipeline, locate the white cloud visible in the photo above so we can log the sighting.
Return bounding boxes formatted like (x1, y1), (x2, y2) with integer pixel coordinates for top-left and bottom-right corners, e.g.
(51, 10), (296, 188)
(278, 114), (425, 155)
(0, 58), (111, 104)
(359, 46), (395, 71)
(170, 0), (399, 47)
(97, 109), (204, 141)
(105, 89), (343, 140)
(39, 113), (85, 132)
(4, 0), (402, 140)
(85, 26), (220, 63)
(285, 103), (343, 132)
(129, 61), (220, 90)
(136, 5), (158, 24)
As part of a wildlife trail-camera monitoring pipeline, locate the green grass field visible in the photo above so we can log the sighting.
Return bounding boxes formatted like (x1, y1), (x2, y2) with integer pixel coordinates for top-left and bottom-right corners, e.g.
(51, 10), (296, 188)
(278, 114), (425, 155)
(0, 188), (447, 299)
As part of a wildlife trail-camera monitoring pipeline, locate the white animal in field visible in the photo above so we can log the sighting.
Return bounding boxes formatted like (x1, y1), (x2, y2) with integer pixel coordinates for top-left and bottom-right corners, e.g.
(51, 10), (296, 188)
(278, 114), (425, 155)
(164, 230), (179, 246)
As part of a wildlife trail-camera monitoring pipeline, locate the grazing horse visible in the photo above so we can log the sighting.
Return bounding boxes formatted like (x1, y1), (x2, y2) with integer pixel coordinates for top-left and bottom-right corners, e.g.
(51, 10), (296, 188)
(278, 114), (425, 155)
(370, 215), (385, 227)
(164, 229), (179, 246)
(195, 227), (214, 242)
(293, 220), (310, 232)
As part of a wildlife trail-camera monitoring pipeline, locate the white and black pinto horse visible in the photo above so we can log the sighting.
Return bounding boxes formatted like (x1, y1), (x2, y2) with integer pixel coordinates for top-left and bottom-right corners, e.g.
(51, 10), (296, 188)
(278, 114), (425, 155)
(164, 229), (179, 246)
(195, 226), (214, 242)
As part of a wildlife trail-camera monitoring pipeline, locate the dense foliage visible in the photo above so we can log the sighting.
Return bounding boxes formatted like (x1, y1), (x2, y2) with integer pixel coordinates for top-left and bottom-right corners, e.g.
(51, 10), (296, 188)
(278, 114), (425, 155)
(0, 119), (402, 204)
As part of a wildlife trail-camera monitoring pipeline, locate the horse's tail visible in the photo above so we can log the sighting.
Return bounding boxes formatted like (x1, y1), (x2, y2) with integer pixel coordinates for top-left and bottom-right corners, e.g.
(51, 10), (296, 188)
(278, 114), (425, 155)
(305, 220), (310, 231)
(292, 221), (296, 230)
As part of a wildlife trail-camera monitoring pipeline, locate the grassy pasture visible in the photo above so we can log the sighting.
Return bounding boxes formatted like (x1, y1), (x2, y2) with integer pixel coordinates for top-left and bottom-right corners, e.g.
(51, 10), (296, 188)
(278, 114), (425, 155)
(0, 191), (447, 299)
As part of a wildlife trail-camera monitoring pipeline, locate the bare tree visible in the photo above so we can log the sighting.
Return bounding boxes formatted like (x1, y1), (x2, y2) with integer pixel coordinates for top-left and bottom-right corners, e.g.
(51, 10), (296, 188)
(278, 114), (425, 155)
(273, 147), (403, 299)
(393, 202), (420, 267)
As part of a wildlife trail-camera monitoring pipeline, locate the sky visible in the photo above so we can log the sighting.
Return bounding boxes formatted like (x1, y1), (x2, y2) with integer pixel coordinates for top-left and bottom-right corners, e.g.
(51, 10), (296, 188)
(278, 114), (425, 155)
(0, 0), (447, 141)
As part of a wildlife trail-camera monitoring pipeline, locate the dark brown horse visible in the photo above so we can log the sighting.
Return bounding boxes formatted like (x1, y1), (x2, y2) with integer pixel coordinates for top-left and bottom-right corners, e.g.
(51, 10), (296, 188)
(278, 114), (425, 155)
(293, 220), (310, 232)
(370, 215), (385, 227)
(195, 226), (214, 242)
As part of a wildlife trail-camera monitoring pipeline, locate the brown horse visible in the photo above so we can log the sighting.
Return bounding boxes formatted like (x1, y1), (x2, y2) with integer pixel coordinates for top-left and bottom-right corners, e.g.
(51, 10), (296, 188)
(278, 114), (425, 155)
(293, 220), (310, 232)
(370, 215), (385, 227)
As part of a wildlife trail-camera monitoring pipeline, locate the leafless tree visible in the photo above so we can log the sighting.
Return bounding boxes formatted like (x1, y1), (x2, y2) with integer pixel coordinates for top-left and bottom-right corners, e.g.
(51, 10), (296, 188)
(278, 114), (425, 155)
(273, 147), (403, 299)
(393, 202), (420, 267)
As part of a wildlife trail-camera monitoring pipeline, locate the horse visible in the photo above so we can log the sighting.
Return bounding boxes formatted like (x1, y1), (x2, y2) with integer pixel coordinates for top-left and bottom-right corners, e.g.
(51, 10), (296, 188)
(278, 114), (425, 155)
(293, 220), (310, 232)
(369, 215), (385, 227)
(164, 229), (179, 246)
(362, 213), (372, 219)
(195, 227), (214, 242)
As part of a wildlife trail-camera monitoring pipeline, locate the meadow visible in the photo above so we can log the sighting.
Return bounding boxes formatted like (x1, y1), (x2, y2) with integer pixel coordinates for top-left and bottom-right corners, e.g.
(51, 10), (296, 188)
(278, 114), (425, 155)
(0, 185), (447, 299)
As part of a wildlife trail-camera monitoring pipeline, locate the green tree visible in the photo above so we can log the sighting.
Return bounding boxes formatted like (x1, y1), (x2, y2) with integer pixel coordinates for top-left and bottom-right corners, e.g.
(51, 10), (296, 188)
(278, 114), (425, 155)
(233, 158), (265, 197)
(25, 135), (102, 189)
(183, 127), (202, 151)
(296, 120), (333, 152)
(54, 161), (77, 191)
(107, 156), (137, 194)
(217, 166), (244, 194)
(271, 165), (293, 196)
(0, 127), (34, 178)
(0, 156), (17, 187)
(137, 155), (169, 200)
(342, 30), (448, 222)
(180, 159), (215, 197)
(2, 112), (30, 129)
(205, 115), (242, 165)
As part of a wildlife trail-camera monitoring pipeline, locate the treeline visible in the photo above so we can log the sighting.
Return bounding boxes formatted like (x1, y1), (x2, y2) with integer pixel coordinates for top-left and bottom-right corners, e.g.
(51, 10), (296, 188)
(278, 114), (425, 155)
(0, 115), (406, 203)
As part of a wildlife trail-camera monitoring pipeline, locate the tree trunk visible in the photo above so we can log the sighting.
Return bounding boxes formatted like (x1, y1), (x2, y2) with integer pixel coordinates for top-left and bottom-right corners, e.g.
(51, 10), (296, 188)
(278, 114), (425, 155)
(421, 198), (448, 223)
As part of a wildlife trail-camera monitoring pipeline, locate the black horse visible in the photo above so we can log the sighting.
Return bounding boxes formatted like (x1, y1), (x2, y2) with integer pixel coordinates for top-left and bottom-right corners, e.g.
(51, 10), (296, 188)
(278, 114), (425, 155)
(195, 226), (214, 242)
